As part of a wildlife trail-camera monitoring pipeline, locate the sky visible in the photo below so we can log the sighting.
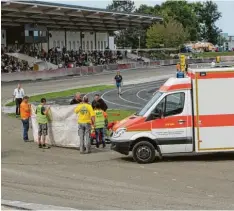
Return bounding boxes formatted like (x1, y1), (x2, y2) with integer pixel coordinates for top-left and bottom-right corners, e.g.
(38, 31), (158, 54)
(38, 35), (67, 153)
(39, 0), (234, 35)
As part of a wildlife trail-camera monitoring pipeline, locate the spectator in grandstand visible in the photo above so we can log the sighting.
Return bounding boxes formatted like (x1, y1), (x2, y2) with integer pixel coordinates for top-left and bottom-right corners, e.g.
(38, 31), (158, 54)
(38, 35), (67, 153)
(35, 98), (51, 149)
(114, 71), (123, 95)
(70, 92), (82, 105)
(74, 96), (95, 154)
(13, 83), (25, 117)
(91, 94), (108, 112)
(20, 96), (31, 142)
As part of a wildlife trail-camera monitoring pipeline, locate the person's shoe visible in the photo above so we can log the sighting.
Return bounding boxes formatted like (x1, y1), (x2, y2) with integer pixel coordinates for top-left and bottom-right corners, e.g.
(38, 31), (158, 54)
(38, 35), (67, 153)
(80, 151), (85, 154)
(38, 144), (42, 148)
(43, 144), (50, 149)
(96, 144), (99, 148)
(103, 143), (106, 148)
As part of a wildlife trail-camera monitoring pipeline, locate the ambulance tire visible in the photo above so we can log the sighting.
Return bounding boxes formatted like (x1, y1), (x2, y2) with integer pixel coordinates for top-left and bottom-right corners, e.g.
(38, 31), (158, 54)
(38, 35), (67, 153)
(132, 141), (156, 164)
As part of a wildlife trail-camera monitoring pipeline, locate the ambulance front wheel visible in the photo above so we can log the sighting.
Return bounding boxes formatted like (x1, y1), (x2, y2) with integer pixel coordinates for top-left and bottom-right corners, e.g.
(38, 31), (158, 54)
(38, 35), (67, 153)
(132, 141), (156, 164)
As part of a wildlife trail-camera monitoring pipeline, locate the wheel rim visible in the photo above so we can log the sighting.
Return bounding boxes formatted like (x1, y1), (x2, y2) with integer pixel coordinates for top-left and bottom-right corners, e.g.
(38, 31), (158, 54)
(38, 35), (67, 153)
(136, 146), (151, 161)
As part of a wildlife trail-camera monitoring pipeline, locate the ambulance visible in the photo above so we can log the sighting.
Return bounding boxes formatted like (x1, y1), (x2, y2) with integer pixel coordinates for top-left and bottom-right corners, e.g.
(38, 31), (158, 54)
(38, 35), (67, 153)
(111, 67), (234, 163)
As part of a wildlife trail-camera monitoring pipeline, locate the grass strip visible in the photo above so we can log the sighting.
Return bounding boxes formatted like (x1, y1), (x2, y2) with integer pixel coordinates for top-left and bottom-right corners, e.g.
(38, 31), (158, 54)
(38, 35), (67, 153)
(5, 85), (114, 106)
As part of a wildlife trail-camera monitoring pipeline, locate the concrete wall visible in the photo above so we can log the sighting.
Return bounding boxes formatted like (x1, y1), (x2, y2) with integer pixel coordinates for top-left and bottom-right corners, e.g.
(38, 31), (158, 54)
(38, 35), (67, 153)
(48, 30), (65, 50)
(109, 36), (116, 50)
(66, 31), (81, 51)
(2, 29), (110, 52)
(1, 29), (7, 47)
(82, 32), (95, 51)
(47, 30), (109, 51)
(96, 32), (108, 51)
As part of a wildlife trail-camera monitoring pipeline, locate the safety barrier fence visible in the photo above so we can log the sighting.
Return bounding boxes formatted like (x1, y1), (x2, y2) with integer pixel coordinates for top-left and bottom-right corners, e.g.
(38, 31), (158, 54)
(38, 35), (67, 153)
(2, 56), (234, 82)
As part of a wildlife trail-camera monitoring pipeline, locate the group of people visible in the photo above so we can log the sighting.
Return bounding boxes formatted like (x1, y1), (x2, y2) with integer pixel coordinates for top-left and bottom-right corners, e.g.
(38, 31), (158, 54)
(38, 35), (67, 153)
(18, 95), (51, 148)
(46, 47), (122, 67)
(74, 95), (108, 153)
(1, 54), (31, 73)
(1, 45), (124, 72)
(14, 71), (123, 153)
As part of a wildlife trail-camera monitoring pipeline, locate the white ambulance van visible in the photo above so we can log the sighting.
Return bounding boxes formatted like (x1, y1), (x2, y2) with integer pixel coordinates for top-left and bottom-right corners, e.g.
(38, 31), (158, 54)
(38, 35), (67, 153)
(111, 67), (234, 163)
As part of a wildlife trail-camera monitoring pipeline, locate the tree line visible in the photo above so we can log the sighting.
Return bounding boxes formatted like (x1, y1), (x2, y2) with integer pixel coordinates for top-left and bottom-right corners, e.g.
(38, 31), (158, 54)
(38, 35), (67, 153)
(106, 0), (222, 49)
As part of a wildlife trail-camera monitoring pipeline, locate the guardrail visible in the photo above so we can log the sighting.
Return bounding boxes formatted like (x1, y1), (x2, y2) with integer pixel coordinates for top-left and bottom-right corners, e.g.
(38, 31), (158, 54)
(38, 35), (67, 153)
(2, 56), (234, 82)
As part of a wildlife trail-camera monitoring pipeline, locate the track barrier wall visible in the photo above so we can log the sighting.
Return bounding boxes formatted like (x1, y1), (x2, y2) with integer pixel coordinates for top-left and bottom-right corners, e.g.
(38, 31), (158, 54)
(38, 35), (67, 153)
(2, 56), (234, 82)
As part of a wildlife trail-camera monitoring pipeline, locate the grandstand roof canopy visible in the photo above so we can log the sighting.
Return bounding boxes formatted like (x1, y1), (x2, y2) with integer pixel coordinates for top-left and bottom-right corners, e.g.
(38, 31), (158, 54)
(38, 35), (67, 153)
(1, 1), (162, 32)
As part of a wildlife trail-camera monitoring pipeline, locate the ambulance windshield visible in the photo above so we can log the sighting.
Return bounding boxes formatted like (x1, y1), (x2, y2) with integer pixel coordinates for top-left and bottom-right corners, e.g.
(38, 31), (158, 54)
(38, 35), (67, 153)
(136, 91), (163, 116)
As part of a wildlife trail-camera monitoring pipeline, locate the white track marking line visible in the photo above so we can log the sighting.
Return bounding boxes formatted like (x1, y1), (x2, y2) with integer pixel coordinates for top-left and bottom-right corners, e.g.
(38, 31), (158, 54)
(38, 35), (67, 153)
(101, 89), (140, 109)
(101, 81), (165, 109)
(118, 83), (163, 105)
(136, 89), (148, 101)
(136, 84), (161, 102)
(118, 89), (142, 105)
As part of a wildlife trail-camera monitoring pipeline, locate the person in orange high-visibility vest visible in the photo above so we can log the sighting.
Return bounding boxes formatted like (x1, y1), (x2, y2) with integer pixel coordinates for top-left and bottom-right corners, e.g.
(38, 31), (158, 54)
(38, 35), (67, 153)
(176, 63), (181, 71)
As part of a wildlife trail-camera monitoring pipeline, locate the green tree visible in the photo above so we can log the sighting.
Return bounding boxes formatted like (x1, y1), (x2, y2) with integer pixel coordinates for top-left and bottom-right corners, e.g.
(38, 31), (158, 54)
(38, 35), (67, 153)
(135, 4), (161, 16)
(107, 0), (143, 48)
(159, 1), (201, 41)
(146, 18), (188, 48)
(197, 1), (222, 44)
(106, 0), (135, 12)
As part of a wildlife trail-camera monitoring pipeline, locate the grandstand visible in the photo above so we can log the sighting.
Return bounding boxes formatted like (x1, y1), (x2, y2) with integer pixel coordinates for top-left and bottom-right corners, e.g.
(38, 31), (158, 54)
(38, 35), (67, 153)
(1, 1), (162, 71)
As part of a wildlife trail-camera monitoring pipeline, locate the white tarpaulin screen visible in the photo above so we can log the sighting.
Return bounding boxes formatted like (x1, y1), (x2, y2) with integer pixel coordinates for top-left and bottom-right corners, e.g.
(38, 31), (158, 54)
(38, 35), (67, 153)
(31, 105), (80, 148)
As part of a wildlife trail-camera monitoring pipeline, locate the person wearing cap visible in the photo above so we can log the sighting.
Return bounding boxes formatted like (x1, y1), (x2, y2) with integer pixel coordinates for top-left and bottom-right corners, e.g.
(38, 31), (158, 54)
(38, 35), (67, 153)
(36, 98), (51, 148)
(74, 96), (95, 154)
(20, 96), (31, 142)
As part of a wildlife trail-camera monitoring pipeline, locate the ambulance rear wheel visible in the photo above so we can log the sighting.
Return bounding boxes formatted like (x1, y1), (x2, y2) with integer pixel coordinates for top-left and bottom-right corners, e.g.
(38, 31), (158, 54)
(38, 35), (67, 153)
(132, 141), (155, 164)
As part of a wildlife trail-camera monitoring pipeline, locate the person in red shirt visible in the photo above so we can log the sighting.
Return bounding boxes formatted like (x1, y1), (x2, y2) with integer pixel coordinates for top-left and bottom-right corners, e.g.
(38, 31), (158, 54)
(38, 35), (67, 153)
(20, 96), (31, 142)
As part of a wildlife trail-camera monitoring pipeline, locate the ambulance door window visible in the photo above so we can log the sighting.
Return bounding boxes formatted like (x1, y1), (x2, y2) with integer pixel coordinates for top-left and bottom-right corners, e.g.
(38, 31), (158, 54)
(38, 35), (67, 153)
(164, 92), (185, 117)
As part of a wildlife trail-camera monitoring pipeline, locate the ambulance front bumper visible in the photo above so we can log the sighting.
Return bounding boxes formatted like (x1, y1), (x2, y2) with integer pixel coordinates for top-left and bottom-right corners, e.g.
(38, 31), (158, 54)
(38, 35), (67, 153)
(111, 139), (131, 155)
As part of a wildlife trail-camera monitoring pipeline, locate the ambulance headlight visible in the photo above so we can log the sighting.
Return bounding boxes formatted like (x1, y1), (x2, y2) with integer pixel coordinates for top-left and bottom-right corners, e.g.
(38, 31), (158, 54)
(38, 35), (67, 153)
(113, 128), (126, 138)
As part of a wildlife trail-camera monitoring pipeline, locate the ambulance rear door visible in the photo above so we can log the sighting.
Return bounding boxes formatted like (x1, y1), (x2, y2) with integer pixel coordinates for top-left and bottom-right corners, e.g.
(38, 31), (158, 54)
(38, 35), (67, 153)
(192, 69), (234, 152)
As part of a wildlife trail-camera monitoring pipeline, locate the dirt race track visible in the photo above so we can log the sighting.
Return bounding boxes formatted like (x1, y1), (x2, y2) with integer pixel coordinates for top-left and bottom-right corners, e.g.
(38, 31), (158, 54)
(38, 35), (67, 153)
(1, 66), (234, 210)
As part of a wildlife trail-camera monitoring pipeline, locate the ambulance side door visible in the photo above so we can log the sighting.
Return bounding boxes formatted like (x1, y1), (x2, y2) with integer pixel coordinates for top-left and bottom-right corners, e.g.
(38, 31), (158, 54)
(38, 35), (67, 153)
(151, 90), (192, 154)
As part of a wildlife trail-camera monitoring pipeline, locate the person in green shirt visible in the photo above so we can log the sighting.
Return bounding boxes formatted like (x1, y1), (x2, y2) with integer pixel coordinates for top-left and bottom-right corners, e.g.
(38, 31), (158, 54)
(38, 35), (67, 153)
(36, 98), (51, 148)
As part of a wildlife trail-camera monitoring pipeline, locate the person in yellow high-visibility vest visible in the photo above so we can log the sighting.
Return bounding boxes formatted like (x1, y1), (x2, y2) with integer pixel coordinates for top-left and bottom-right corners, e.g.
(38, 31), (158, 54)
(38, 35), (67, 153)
(94, 102), (107, 148)
(36, 98), (51, 149)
